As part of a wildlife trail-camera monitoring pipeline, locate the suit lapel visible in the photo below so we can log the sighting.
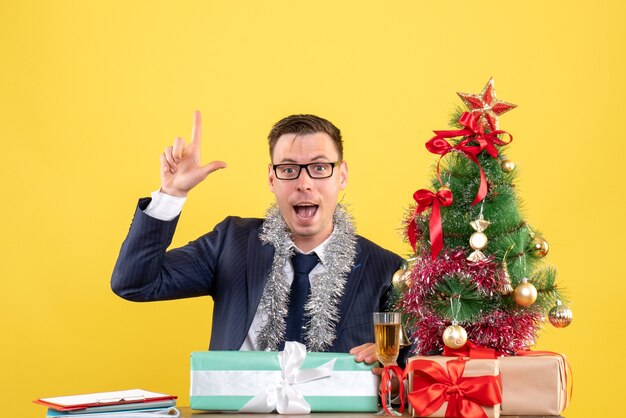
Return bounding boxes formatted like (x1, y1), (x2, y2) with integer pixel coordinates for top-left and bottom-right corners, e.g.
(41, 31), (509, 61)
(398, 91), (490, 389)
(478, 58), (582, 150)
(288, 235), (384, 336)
(245, 227), (275, 333)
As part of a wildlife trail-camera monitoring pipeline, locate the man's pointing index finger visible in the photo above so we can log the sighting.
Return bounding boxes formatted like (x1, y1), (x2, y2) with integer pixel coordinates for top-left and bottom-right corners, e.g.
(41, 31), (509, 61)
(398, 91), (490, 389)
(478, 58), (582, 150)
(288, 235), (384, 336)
(191, 110), (202, 148)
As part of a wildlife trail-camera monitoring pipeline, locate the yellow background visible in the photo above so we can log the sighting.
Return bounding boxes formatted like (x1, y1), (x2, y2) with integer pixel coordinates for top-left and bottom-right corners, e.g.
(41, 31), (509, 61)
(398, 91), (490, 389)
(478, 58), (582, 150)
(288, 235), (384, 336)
(1, 1), (623, 417)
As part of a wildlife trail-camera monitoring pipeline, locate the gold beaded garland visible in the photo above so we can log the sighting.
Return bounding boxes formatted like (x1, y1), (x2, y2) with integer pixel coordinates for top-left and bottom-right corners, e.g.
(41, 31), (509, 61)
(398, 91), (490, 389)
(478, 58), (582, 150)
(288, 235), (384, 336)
(514, 278), (538, 306)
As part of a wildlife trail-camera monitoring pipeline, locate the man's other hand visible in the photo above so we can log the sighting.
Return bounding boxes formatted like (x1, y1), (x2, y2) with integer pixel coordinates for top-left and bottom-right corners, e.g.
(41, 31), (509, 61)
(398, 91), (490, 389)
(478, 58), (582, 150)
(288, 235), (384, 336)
(350, 343), (400, 393)
(350, 343), (379, 364)
(160, 111), (227, 197)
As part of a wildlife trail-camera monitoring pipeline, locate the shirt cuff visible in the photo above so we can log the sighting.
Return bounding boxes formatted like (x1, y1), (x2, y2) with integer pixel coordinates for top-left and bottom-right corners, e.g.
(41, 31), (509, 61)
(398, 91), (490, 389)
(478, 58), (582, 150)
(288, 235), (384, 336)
(143, 190), (187, 221)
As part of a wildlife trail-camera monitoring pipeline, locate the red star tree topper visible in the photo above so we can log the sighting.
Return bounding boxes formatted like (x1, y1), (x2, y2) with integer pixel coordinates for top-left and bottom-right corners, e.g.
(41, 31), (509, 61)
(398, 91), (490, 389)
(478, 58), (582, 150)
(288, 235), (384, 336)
(457, 77), (517, 132)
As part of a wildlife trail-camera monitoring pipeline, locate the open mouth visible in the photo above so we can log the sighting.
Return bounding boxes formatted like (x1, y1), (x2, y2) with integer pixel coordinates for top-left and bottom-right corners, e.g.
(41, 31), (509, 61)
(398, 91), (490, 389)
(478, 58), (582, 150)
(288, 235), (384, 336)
(293, 203), (319, 220)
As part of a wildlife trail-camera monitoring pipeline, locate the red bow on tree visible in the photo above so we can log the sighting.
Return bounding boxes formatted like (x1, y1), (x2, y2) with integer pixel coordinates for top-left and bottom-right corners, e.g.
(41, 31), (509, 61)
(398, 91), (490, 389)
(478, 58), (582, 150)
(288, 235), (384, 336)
(408, 187), (453, 259)
(426, 112), (513, 205)
(406, 357), (502, 418)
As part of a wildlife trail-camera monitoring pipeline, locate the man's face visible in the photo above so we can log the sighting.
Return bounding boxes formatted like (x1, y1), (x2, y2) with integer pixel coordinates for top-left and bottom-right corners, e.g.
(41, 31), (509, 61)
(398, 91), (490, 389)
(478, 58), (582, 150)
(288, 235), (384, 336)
(269, 132), (348, 251)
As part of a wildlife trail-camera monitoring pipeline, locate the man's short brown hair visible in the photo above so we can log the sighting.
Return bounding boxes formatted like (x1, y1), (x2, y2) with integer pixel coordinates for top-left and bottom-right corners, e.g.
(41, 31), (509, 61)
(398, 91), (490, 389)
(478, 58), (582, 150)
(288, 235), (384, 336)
(268, 114), (343, 160)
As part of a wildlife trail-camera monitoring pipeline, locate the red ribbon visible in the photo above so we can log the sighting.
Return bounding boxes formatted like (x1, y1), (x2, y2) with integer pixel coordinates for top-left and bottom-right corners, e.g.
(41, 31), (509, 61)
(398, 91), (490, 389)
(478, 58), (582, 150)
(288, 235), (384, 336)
(406, 358), (502, 418)
(443, 340), (501, 359)
(380, 365), (406, 416)
(425, 137), (485, 206)
(408, 188), (453, 259)
(426, 112), (513, 206)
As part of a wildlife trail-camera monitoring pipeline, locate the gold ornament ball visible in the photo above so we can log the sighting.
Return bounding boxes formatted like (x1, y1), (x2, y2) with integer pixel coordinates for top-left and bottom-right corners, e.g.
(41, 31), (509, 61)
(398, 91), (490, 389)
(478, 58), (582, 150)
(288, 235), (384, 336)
(530, 236), (549, 258)
(514, 278), (538, 306)
(501, 160), (516, 172)
(442, 324), (468, 349)
(469, 231), (489, 250)
(548, 302), (573, 328)
(392, 269), (408, 285)
(438, 185), (451, 193)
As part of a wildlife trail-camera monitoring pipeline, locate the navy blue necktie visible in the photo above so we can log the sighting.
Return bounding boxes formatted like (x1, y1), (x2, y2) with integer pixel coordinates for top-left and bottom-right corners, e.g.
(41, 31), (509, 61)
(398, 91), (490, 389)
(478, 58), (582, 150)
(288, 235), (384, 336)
(283, 252), (319, 345)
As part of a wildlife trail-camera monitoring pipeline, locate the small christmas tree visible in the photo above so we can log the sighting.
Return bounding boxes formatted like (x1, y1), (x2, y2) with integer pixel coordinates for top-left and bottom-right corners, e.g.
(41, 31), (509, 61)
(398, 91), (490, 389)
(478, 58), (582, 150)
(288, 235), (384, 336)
(398, 78), (573, 355)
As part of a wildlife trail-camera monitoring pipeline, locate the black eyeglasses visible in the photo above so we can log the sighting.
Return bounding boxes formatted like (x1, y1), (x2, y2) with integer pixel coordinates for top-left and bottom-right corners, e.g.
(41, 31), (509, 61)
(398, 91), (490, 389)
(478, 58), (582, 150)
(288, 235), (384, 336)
(272, 162), (340, 180)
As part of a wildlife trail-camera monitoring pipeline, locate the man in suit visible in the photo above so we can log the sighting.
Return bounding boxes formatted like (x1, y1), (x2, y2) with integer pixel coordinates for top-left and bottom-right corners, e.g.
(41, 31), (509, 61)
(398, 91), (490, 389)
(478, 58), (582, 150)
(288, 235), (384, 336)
(111, 112), (403, 364)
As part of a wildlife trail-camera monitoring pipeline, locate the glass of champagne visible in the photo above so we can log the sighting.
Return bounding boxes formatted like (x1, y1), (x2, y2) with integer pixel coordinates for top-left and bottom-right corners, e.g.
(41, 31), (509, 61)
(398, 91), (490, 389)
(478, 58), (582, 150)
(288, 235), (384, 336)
(373, 312), (402, 416)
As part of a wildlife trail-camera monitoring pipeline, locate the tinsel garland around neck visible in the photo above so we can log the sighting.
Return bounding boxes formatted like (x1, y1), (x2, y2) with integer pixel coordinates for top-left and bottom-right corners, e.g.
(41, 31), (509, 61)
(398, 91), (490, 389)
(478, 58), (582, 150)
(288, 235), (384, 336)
(256, 203), (357, 352)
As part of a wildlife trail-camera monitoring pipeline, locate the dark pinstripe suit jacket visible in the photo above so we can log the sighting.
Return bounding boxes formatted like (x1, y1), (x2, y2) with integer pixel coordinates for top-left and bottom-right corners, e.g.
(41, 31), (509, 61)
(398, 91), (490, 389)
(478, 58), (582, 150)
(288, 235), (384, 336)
(111, 198), (403, 352)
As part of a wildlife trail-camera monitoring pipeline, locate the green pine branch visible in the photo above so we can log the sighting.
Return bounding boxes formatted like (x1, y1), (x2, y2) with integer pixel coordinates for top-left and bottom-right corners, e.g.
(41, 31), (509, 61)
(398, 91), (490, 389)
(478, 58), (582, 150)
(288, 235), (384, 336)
(430, 275), (497, 323)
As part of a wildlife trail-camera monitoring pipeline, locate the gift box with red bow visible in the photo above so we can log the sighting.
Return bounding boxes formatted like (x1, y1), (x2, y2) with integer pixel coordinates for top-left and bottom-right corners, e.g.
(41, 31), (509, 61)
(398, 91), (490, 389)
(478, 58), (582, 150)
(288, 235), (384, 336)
(406, 356), (502, 418)
(441, 343), (572, 416)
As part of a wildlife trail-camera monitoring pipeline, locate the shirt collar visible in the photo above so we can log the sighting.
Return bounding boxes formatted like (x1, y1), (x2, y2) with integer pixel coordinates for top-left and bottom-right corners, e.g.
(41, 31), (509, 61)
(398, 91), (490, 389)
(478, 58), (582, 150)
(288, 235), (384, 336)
(292, 230), (333, 267)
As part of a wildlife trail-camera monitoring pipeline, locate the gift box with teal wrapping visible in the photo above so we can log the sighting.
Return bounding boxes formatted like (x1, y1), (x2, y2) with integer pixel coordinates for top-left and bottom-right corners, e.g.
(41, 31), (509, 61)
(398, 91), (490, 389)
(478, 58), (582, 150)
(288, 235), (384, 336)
(190, 342), (379, 413)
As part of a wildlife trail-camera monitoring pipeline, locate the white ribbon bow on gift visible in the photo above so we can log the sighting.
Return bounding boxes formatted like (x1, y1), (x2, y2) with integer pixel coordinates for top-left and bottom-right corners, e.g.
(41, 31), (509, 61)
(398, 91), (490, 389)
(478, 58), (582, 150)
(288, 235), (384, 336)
(239, 342), (336, 414)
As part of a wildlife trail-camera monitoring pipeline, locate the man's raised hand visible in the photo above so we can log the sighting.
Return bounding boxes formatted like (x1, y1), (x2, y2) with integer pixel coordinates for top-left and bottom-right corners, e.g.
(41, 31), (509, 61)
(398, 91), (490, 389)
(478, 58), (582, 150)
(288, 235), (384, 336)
(160, 111), (227, 197)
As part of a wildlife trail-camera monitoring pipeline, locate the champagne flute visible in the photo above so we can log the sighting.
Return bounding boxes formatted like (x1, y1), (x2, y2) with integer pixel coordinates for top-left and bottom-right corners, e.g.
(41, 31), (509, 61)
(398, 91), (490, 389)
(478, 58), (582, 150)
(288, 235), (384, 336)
(373, 312), (402, 416)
